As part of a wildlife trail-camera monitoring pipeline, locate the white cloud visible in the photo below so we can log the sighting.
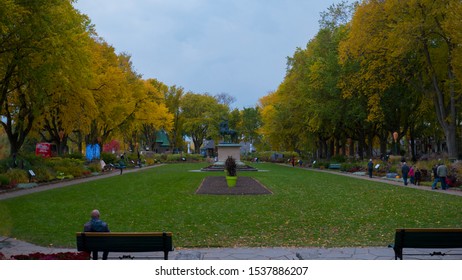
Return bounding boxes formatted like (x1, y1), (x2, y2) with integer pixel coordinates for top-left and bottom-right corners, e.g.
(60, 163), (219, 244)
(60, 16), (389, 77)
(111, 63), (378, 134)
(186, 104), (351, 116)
(75, 0), (344, 108)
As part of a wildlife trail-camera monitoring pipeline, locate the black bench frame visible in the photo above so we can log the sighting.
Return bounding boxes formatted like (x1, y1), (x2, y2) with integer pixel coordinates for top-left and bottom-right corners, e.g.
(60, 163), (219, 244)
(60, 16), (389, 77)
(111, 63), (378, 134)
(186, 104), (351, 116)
(389, 228), (462, 260)
(76, 232), (173, 260)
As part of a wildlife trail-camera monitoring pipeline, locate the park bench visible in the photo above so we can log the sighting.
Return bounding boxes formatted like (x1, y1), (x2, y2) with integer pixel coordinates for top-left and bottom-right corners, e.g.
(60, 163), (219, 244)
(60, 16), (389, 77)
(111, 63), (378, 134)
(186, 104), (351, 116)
(389, 228), (462, 260)
(328, 163), (341, 169)
(111, 161), (126, 174)
(76, 232), (173, 260)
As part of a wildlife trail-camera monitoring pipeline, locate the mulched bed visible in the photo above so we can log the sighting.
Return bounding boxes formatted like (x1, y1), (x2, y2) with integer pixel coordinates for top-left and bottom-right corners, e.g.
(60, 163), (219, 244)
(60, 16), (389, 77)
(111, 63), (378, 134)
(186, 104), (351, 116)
(196, 176), (272, 195)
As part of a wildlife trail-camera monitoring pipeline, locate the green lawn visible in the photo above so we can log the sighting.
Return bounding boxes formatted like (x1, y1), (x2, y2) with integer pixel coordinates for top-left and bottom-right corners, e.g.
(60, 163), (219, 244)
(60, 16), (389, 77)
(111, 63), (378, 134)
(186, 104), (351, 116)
(0, 163), (461, 249)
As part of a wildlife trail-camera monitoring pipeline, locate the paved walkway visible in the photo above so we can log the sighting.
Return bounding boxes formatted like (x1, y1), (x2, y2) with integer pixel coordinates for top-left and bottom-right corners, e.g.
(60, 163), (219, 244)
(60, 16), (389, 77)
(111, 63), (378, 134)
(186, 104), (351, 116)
(1, 164), (461, 260)
(2, 236), (462, 260)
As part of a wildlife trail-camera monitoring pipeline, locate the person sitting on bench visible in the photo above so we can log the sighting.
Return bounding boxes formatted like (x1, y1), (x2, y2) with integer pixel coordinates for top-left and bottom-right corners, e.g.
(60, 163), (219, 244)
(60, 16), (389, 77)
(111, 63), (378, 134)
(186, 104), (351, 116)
(84, 209), (110, 260)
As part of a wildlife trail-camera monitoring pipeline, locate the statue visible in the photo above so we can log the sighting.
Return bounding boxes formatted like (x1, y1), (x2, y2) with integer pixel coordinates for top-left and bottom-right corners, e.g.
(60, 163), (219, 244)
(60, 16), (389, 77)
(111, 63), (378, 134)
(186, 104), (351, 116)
(219, 120), (238, 143)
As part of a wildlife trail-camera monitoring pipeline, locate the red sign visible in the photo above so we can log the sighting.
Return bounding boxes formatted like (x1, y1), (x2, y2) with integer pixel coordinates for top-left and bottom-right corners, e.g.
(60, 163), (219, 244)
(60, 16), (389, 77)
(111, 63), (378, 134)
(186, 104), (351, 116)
(35, 143), (57, 158)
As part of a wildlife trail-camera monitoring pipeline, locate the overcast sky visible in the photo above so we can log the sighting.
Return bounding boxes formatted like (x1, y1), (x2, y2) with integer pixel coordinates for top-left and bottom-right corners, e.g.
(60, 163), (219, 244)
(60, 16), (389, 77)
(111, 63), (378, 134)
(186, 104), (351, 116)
(74, 0), (344, 109)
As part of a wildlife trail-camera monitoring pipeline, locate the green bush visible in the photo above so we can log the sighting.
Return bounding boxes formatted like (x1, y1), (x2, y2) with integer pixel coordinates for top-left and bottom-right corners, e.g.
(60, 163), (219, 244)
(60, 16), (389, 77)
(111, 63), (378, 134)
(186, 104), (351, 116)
(5, 169), (29, 184)
(65, 153), (85, 160)
(101, 152), (118, 164)
(33, 166), (56, 182)
(166, 154), (183, 162)
(54, 165), (87, 178)
(185, 154), (204, 162)
(87, 162), (102, 173)
(0, 174), (10, 186)
(330, 155), (347, 163)
(312, 160), (330, 169)
(45, 158), (87, 178)
(254, 151), (296, 163)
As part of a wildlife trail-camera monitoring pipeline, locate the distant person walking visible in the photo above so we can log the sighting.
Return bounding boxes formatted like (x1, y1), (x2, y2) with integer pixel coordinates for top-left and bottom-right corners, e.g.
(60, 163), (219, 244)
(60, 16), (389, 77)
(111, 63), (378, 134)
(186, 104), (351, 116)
(367, 159), (373, 178)
(437, 163), (448, 190)
(408, 165), (415, 184)
(401, 162), (410, 186)
(414, 168), (422, 186)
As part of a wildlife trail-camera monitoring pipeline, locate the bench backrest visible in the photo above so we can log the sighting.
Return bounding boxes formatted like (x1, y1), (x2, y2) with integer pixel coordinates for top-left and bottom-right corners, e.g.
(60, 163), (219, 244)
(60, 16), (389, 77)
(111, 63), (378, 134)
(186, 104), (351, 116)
(76, 232), (173, 252)
(395, 228), (462, 249)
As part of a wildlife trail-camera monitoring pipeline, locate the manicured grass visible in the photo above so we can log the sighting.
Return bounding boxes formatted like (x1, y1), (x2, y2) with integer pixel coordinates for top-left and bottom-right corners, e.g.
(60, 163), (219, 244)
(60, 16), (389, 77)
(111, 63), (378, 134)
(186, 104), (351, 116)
(0, 163), (461, 248)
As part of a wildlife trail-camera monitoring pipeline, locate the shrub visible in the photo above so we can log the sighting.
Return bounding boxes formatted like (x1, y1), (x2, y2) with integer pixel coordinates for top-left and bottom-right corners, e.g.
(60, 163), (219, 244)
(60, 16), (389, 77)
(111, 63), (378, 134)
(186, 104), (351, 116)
(166, 154), (183, 162)
(46, 158), (87, 178)
(32, 166), (56, 182)
(331, 155), (347, 163)
(65, 152), (85, 160)
(225, 156), (237, 176)
(0, 174), (10, 186)
(0, 158), (12, 173)
(312, 160), (329, 169)
(101, 152), (118, 164)
(340, 162), (363, 172)
(5, 169), (29, 184)
(145, 158), (155, 166)
(87, 162), (102, 173)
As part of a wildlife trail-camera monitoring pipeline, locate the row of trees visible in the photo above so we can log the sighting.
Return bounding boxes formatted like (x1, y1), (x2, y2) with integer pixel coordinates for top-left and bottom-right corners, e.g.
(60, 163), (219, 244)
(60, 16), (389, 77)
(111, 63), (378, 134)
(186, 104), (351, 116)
(0, 0), (174, 156)
(7, 1), (459, 160)
(259, 0), (462, 160)
(0, 0), (263, 157)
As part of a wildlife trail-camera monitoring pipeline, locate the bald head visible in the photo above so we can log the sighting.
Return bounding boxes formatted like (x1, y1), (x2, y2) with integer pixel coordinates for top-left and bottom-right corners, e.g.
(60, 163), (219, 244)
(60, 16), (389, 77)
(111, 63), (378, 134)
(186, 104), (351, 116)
(91, 209), (100, 219)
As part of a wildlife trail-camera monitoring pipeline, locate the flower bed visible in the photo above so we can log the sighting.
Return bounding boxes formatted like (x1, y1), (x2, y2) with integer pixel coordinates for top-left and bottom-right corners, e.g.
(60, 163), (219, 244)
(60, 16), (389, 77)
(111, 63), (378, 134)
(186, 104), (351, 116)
(10, 252), (90, 260)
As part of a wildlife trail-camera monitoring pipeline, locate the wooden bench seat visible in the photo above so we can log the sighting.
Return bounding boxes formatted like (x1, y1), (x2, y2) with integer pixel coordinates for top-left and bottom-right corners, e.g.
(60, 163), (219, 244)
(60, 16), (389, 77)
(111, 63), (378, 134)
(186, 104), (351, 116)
(389, 228), (462, 260)
(76, 232), (173, 260)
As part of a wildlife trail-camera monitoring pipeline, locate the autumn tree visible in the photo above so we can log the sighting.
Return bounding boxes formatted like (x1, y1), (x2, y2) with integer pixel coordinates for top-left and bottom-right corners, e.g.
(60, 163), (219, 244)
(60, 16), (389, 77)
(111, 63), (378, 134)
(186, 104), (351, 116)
(133, 79), (173, 152)
(181, 92), (223, 153)
(340, 0), (462, 159)
(0, 0), (92, 155)
(164, 85), (185, 152)
(240, 107), (262, 146)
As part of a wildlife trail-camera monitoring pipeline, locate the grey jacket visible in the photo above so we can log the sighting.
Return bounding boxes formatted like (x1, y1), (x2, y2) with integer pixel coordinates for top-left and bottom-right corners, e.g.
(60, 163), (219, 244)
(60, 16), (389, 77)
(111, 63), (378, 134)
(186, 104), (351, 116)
(437, 165), (448, 177)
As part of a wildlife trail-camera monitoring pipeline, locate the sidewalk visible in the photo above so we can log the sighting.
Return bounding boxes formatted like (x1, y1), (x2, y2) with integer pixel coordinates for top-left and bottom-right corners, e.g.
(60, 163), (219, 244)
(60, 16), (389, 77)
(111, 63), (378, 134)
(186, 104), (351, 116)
(1, 164), (461, 260)
(2, 236), (462, 260)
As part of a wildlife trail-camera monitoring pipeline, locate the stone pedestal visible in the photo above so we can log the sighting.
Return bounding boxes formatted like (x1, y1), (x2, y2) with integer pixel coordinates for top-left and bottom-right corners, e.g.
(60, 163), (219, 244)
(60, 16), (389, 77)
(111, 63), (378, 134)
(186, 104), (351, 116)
(217, 143), (241, 162)
(201, 143), (257, 172)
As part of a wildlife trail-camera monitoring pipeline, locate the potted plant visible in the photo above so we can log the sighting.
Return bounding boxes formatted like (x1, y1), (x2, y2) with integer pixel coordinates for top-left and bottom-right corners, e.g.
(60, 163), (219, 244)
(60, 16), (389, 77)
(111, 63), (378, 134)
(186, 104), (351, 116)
(225, 156), (237, 187)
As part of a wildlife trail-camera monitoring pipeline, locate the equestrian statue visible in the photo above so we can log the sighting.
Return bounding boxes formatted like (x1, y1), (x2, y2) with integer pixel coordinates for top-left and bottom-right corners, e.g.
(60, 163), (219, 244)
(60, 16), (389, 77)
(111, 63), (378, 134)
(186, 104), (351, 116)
(219, 120), (238, 143)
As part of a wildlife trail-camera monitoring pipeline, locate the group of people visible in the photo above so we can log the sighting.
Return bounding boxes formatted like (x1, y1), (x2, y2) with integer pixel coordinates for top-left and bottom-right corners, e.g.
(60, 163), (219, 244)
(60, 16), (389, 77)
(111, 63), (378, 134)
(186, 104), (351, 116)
(401, 161), (448, 190)
(400, 162), (422, 186)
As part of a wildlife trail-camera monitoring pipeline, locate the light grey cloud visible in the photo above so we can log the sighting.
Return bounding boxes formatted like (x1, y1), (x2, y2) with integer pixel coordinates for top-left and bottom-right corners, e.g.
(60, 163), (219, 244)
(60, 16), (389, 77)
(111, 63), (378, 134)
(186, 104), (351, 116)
(74, 0), (343, 108)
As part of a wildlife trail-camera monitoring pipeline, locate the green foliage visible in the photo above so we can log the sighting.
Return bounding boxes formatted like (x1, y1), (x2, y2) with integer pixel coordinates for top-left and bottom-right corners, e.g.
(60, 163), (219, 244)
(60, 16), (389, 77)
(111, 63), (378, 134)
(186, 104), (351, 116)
(101, 153), (118, 164)
(312, 160), (330, 169)
(0, 174), (10, 186)
(166, 154), (204, 162)
(0, 159), (13, 173)
(339, 162), (362, 172)
(45, 158), (88, 178)
(330, 155), (347, 163)
(65, 153), (85, 160)
(225, 156), (237, 176)
(86, 162), (102, 173)
(253, 151), (297, 163)
(5, 169), (29, 184)
(32, 166), (56, 182)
